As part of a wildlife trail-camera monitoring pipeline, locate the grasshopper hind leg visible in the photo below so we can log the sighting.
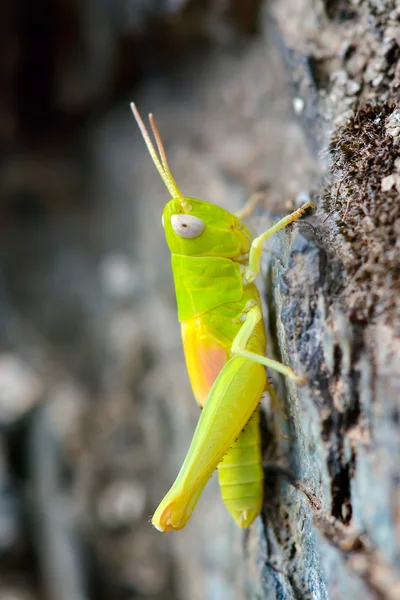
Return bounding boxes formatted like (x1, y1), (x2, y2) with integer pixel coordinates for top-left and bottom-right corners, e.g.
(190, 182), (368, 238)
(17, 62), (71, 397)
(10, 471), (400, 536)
(151, 355), (266, 532)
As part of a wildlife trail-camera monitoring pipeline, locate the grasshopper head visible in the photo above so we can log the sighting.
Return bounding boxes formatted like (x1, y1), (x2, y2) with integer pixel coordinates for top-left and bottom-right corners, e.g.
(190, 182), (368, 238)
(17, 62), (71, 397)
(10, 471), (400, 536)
(131, 103), (253, 259)
(161, 198), (251, 258)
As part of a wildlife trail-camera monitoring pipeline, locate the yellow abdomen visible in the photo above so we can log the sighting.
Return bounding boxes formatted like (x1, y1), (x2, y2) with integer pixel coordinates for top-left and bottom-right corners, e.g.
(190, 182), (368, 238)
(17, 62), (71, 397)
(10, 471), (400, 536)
(217, 410), (263, 527)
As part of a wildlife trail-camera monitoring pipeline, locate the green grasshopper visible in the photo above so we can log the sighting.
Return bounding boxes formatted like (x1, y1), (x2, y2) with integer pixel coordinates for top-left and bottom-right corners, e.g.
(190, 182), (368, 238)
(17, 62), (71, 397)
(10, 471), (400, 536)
(131, 103), (314, 532)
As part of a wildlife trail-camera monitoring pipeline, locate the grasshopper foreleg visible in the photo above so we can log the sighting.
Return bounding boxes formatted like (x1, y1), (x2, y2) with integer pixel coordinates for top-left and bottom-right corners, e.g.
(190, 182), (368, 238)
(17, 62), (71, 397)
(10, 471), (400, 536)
(242, 200), (315, 285)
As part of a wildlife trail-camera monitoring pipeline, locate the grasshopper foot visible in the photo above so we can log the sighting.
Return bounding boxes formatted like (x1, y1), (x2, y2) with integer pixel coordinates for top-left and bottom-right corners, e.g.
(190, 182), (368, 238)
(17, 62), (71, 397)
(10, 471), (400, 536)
(294, 374), (307, 386)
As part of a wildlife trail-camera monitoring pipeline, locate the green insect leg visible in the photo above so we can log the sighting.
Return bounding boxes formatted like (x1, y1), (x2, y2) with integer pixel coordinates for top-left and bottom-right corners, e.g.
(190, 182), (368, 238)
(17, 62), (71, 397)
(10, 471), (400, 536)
(231, 305), (306, 384)
(243, 200), (315, 284)
(152, 354), (266, 532)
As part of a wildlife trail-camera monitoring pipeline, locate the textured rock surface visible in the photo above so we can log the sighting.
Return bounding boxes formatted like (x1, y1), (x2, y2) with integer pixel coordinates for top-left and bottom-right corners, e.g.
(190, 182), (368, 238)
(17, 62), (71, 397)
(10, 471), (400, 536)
(243, 1), (400, 598)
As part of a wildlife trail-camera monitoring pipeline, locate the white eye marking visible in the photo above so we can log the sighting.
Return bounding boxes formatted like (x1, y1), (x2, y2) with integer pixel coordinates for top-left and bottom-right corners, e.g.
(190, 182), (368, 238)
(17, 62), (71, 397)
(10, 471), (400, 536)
(161, 214), (165, 228)
(171, 214), (205, 239)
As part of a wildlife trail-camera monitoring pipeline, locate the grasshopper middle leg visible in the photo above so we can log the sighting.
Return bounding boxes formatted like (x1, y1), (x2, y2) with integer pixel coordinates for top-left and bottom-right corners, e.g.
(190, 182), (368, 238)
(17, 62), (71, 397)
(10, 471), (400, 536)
(230, 305), (306, 385)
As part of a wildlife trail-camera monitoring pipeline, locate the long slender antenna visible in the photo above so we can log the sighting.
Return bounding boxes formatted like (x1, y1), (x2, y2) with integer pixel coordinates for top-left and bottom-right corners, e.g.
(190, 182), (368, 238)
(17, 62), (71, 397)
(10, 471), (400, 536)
(148, 113), (190, 211)
(130, 103), (175, 197)
(148, 113), (169, 172)
(131, 103), (190, 211)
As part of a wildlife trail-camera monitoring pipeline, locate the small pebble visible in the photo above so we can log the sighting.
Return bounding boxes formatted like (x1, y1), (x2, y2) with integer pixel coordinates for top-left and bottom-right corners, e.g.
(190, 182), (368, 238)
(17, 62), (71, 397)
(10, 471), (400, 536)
(346, 80), (361, 95)
(381, 174), (400, 192)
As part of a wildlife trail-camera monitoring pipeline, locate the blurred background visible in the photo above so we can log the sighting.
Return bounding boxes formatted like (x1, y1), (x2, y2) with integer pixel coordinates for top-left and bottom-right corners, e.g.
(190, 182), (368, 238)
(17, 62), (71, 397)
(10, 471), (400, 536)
(0, 1), (315, 599)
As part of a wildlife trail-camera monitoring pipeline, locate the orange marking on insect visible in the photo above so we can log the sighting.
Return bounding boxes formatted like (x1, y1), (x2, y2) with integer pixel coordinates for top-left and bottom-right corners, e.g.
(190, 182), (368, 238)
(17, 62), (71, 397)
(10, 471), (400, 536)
(182, 319), (228, 408)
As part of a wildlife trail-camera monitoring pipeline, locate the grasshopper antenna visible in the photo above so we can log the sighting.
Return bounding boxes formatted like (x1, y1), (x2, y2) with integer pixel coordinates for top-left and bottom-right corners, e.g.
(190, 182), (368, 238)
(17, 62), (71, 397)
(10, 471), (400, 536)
(148, 113), (190, 211)
(131, 103), (190, 211)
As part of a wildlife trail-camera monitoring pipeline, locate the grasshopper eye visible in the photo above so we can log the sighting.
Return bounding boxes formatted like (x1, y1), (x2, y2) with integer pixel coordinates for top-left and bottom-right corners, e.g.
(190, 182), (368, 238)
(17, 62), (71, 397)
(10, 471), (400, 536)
(171, 214), (205, 239)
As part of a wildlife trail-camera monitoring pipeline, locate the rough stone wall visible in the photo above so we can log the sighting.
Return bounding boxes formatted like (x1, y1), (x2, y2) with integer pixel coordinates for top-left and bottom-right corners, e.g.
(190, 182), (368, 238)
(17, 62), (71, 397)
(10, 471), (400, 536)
(244, 1), (400, 598)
